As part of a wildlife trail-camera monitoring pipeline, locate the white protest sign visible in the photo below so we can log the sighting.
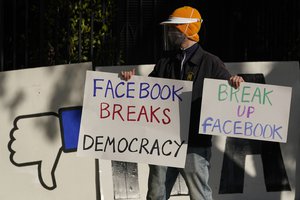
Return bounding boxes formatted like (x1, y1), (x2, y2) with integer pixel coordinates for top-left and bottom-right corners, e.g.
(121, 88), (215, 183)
(199, 78), (292, 143)
(77, 71), (193, 168)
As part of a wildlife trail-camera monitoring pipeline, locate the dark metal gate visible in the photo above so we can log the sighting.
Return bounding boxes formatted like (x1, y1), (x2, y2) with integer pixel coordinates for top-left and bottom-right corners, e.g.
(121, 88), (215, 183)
(0, 0), (299, 71)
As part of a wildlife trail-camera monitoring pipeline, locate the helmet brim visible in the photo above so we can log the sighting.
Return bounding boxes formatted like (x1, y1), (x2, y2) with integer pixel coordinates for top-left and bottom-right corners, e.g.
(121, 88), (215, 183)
(160, 17), (202, 25)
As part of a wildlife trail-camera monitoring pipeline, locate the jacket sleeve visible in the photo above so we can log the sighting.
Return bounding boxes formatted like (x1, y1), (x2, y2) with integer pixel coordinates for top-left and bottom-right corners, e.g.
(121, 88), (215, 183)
(211, 56), (232, 80)
(148, 63), (159, 77)
(148, 58), (166, 78)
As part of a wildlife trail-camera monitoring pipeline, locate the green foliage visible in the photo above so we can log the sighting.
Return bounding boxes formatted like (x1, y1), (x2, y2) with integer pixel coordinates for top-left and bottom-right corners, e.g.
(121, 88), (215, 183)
(44, 0), (122, 66)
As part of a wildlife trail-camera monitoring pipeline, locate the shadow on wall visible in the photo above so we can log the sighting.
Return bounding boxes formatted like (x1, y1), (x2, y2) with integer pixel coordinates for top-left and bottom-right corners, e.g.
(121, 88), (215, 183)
(218, 74), (290, 193)
(3, 63), (298, 200)
(220, 62), (300, 200)
(2, 63), (101, 197)
(260, 63), (299, 198)
(263, 62), (300, 200)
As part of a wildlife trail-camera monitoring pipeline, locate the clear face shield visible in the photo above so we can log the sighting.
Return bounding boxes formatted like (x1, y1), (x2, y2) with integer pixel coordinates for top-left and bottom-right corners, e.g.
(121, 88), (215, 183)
(162, 25), (186, 51)
(161, 14), (202, 51)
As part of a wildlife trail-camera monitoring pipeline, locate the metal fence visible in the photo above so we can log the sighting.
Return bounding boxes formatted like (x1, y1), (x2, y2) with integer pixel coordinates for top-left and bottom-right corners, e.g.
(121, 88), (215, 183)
(0, 0), (116, 71)
(0, 0), (299, 70)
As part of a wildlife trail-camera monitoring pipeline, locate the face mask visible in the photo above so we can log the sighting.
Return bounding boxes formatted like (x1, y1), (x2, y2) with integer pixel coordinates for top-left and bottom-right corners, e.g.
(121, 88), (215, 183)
(163, 26), (186, 51)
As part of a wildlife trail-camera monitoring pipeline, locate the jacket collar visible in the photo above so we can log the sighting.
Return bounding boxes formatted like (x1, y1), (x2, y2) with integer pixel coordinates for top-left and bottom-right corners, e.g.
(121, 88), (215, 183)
(189, 44), (204, 65)
(175, 43), (203, 65)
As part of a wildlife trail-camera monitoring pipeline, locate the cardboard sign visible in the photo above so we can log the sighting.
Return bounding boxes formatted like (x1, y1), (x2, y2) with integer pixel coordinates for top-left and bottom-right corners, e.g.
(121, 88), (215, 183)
(77, 71), (193, 168)
(199, 78), (292, 143)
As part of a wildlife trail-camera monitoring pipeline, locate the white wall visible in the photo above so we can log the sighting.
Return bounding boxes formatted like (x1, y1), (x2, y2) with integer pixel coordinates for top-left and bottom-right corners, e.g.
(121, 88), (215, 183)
(0, 61), (298, 200)
(0, 63), (99, 200)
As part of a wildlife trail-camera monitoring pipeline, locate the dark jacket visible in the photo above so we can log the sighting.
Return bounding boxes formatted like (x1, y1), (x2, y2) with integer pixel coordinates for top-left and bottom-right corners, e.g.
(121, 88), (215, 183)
(149, 44), (231, 147)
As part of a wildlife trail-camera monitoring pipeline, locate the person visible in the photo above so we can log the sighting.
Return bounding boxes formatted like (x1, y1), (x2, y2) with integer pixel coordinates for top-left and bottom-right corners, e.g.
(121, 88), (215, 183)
(122, 6), (244, 200)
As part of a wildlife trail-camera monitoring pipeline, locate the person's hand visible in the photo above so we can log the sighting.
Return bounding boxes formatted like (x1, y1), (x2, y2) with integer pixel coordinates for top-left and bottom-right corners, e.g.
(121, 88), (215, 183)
(229, 75), (244, 89)
(120, 68), (136, 81)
